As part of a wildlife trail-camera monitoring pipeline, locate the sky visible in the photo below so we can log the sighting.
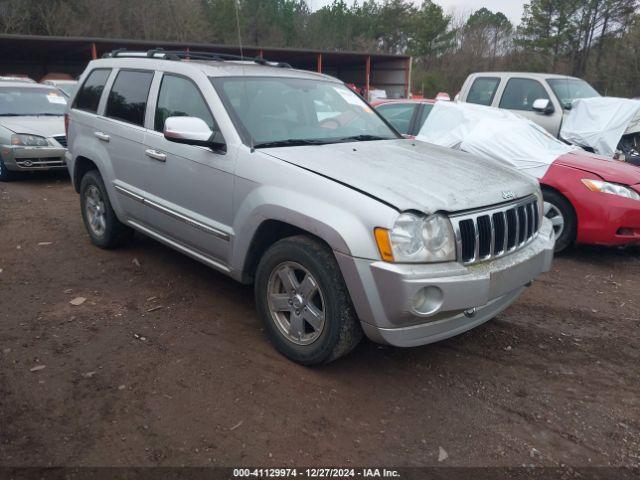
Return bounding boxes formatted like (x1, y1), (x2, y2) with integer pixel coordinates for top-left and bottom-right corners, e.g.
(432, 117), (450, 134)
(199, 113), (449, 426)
(309, 0), (528, 25)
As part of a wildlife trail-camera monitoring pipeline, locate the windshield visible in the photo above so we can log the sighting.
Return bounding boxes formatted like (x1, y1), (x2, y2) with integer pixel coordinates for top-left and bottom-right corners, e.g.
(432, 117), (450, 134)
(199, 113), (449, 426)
(547, 78), (600, 109)
(211, 77), (398, 147)
(0, 87), (67, 116)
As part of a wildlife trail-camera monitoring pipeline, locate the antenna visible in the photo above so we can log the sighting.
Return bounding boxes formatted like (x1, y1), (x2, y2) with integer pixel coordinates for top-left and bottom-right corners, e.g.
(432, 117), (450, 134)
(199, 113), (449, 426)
(234, 0), (244, 60)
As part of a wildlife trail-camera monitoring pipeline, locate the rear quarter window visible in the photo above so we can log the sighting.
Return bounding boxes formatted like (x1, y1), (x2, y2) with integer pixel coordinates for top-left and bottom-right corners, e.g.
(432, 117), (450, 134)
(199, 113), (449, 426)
(73, 69), (111, 113)
(105, 70), (154, 126)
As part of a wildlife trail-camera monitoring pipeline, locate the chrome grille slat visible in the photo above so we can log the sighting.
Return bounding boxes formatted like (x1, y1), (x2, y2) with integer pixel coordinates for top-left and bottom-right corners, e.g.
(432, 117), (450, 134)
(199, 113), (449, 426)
(489, 214), (495, 257)
(451, 196), (540, 266)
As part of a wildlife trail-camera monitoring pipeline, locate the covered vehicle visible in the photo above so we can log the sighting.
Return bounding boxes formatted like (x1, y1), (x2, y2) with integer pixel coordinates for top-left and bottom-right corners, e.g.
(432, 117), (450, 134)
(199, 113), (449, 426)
(417, 101), (640, 251)
(0, 82), (68, 181)
(560, 96), (640, 165)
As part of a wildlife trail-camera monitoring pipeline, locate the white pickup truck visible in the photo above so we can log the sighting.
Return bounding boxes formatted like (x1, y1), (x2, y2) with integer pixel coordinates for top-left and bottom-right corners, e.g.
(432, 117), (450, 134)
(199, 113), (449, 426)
(458, 72), (640, 164)
(457, 72), (600, 137)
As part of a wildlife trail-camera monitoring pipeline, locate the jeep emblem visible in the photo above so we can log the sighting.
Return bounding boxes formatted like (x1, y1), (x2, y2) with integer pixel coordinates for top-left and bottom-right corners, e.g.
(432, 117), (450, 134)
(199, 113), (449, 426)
(502, 191), (516, 200)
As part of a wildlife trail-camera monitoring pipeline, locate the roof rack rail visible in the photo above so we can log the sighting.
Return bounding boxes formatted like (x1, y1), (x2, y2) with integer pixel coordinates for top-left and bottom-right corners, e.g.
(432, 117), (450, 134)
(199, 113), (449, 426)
(102, 48), (292, 68)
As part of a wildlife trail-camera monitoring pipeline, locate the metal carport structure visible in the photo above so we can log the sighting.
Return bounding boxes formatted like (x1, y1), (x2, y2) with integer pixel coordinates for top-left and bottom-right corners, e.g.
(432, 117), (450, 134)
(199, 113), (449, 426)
(0, 34), (411, 99)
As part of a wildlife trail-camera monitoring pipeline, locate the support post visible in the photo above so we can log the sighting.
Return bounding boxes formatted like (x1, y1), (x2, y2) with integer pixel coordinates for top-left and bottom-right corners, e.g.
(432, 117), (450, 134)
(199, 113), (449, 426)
(405, 57), (411, 98)
(365, 55), (371, 100)
(317, 53), (323, 73)
(90, 42), (97, 60)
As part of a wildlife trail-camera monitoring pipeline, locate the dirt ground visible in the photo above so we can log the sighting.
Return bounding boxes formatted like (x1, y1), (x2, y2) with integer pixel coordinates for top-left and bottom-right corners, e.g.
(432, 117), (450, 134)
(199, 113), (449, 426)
(0, 174), (638, 469)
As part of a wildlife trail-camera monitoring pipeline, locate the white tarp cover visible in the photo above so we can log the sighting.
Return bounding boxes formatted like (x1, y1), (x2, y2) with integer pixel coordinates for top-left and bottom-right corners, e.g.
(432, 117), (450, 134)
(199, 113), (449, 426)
(416, 101), (578, 178)
(560, 97), (640, 157)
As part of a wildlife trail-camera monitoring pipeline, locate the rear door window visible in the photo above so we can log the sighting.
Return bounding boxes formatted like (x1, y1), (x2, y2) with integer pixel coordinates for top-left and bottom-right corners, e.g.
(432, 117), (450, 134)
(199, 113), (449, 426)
(499, 78), (550, 111)
(376, 103), (418, 135)
(467, 77), (500, 106)
(73, 69), (111, 113)
(105, 70), (154, 126)
(415, 103), (434, 133)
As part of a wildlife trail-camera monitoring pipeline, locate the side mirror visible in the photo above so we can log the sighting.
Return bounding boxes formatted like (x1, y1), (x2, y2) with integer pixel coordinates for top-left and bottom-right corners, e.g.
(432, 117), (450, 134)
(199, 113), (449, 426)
(532, 98), (554, 114)
(164, 116), (226, 152)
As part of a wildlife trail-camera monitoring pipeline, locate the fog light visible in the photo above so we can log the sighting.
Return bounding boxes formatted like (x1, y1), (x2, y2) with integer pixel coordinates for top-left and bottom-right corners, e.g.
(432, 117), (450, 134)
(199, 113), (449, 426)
(411, 286), (443, 316)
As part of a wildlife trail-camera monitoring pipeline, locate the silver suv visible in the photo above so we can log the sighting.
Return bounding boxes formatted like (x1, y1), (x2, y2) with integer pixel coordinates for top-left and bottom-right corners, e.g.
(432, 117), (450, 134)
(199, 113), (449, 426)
(66, 50), (555, 365)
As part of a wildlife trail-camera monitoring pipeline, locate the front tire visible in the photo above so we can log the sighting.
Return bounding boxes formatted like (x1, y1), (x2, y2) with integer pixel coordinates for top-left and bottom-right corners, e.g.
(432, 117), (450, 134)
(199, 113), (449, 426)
(80, 170), (133, 249)
(0, 156), (15, 182)
(543, 190), (576, 253)
(255, 235), (363, 365)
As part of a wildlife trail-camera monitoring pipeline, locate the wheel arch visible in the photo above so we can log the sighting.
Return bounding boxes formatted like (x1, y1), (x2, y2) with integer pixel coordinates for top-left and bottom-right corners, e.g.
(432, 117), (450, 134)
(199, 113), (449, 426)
(73, 156), (100, 193)
(238, 219), (340, 284)
(540, 182), (578, 246)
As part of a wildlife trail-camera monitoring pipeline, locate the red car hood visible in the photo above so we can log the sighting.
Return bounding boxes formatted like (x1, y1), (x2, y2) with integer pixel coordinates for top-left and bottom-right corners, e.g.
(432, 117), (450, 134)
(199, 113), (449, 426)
(555, 152), (640, 186)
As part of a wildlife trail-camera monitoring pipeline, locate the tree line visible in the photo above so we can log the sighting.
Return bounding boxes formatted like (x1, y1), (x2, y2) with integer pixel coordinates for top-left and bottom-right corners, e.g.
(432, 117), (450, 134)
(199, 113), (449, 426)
(1, 0), (638, 97)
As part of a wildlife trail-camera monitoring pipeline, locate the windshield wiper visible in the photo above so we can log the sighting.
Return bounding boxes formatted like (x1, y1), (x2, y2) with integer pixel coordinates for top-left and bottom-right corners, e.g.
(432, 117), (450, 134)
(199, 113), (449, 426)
(253, 139), (331, 148)
(334, 134), (391, 142)
(0, 113), (22, 116)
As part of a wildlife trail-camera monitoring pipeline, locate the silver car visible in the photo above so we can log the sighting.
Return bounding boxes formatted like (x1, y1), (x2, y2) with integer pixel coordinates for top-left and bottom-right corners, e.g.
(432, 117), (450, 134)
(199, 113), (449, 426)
(0, 82), (68, 181)
(66, 51), (555, 364)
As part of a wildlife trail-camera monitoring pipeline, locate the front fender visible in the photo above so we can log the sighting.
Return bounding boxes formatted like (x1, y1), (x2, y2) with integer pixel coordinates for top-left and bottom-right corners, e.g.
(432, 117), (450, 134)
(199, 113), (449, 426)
(228, 183), (397, 280)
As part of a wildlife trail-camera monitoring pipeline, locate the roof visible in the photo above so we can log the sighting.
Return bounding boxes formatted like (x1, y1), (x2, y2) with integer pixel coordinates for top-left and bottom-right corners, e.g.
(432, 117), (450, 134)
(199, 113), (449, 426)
(470, 71), (580, 80)
(90, 55), (341, 81)
(42, 79), (78, 84)
(371, 98), (435, 106)
(0, 81), (57, 89)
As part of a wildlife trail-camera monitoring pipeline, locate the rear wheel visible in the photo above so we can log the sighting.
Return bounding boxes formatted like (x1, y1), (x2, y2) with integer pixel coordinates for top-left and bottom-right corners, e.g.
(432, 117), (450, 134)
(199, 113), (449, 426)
(80, 170), (133, 248)
(255, 235), (363, 365)
(543, 190), (576, 253)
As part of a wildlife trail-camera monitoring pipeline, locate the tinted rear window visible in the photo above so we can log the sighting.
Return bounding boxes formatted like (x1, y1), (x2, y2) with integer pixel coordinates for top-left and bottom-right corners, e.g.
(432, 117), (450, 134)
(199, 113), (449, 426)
(74, 69), (111, 113)
(105, 70), (154, 126)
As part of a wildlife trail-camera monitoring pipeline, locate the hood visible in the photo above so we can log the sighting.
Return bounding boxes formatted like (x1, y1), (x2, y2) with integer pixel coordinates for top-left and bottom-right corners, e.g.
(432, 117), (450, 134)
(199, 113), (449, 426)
(260, 139), (538, 213)
(0, 116), (65, 137)
(555, 151), (640, 186)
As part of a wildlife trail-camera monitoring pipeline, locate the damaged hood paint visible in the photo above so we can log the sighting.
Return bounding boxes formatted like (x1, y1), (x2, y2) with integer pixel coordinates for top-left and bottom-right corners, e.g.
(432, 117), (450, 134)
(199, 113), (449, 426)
(261, 139), (538, 213)
(0, 116), (65, 137)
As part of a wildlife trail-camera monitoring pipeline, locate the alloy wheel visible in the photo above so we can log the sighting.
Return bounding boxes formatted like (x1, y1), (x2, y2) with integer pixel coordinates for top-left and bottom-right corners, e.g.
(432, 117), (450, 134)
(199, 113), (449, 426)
(84, 185), (107, 237)
(267, 261), (326, 346)
(544, 201), (565, 239)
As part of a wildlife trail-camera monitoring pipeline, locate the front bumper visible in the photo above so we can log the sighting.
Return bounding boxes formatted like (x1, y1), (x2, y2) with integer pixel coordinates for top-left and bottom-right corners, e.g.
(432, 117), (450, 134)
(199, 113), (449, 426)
(576, 188), (640, 246)
(335, 218), (555, 347)
(1, 144), (67, 171)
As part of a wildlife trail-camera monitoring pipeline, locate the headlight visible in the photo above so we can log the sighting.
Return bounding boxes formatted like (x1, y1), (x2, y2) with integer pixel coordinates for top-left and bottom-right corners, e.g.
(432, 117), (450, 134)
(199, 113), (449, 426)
(11, 134), (49, 147)
(534, 187), (544, 221)
(374, 212), (456, 263)
(581, 179), (640, 201)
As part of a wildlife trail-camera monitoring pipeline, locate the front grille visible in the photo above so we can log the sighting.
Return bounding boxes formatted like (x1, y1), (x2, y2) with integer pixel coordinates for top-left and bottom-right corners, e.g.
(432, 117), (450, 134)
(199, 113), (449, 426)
(450, 196), (540, 265)
(16, 157), (65, 168)
(53, 135), (67, 147)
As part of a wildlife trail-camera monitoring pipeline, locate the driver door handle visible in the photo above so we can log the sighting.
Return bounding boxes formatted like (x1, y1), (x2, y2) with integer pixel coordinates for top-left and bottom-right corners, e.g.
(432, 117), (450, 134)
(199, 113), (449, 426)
(94, 131), (110, 142)
(145, 149), (167, 162)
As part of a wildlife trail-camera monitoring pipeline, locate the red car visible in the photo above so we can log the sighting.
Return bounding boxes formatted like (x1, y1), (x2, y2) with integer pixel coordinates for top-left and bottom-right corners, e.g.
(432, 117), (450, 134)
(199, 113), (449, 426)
(375, 99), (640, 252)
(371, 99), (435, 137)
